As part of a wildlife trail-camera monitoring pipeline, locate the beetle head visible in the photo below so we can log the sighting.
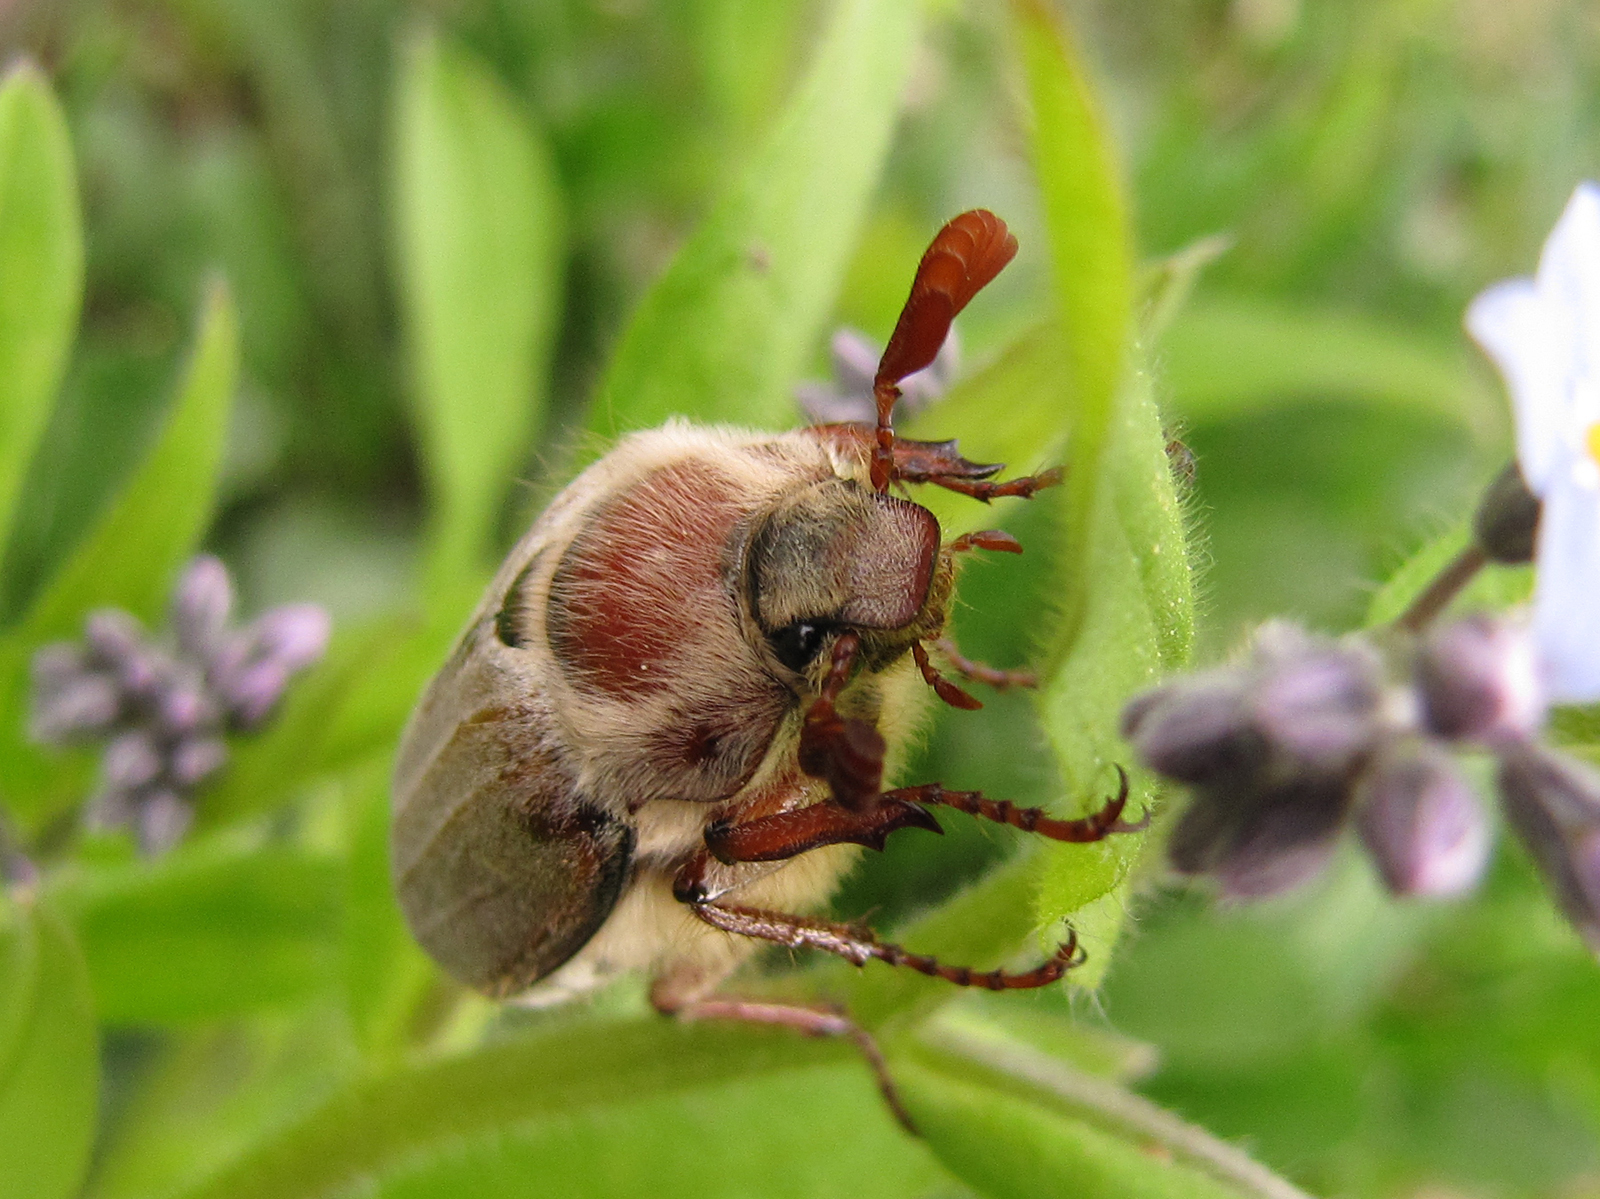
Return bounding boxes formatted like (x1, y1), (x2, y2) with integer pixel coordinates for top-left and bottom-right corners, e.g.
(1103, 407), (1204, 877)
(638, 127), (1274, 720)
(745, 479), (952, 688)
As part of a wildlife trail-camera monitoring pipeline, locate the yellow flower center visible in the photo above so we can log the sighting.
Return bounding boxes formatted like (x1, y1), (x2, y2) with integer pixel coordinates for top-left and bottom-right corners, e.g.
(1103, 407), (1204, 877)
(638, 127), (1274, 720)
(1590, 421), (1600, 471)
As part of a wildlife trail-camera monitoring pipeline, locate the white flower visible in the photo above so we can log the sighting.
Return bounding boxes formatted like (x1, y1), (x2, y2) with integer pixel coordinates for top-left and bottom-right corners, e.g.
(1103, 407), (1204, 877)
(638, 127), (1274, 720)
(1467, 182), (1600, 704)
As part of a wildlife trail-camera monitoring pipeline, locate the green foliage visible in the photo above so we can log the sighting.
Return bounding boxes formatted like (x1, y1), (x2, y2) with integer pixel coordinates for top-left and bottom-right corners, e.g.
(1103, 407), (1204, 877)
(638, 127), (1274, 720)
(49, 832), (340, 1025)
(588, 0), (921, 435)
(0, 895), (98, 1199)
(20, 281), (238, 641)
(1, 1), (1598, 1197)
(394, 31), (565, 601)
(0, 65), (82, 563)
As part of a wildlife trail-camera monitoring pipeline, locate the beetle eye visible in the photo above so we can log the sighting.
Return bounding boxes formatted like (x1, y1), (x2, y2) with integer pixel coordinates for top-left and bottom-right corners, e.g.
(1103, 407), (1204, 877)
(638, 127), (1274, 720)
(768, 621), (832, 673)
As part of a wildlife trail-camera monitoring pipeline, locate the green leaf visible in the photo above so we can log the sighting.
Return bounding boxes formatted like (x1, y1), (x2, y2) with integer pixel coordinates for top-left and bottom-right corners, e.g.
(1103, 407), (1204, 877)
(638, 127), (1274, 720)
(0, 281), (238, 827)
(586, 0), (920, 436)
(394, 31), (566, 601)
(48, 832), (340, 1024)
(170, 1018), (899, 1199)
(0, 63), (83, 562)
(0, 895), (99, 1199)
(86, 1017), (355, 1199)
(1011, 0), (1195, 977)
(361, 1064), (943, 1199)
(21, 279), (238, 639)
(1161, 294), (1507, 446)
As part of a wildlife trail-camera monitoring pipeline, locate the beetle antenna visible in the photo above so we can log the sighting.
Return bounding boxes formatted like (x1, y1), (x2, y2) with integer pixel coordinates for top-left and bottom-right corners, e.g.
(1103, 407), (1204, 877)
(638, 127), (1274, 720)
(870, 210), (1018, 493)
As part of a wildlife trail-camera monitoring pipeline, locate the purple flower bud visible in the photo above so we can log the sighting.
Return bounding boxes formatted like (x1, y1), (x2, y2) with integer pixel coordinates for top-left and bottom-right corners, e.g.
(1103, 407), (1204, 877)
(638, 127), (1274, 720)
(1122, 675), (1262, 784)
(219, 658), (291, 728)
(169, 737), (228, 786)
(30, 673), (121, 743)
(84, 609), (145, 668)
(1251, 644), (1384, 777)
(1357, 742), (1489, 897)
(831, 328), (879, 396)
(102, 731), (163, 790)
(249, 604), (330, 672)
(1417, 615), (1544, 746)
(136, 789), (193, 856)
(1170, 778), (1350, 898)
(85, 785), (137, 832)
(155, 670), (218, 735)
(31, 643), (90, 693)
(1497, 743), (1600, 950)
(171, 554), (234, 657)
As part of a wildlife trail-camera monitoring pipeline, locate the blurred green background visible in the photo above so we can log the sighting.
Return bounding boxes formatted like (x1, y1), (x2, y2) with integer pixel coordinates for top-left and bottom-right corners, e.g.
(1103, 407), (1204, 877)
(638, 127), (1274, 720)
(2, 1), (1600, 1197)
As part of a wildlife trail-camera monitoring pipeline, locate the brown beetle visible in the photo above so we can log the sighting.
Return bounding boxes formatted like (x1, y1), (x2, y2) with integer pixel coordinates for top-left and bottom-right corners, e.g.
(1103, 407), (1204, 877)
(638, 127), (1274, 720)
(393, 211), (1137, 1123)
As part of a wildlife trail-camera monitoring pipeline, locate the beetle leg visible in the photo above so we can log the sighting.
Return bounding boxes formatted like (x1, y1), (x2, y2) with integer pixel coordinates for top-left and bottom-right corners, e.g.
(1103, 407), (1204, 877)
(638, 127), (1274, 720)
(649, 982), (916, 1134)
(919, 465), (1065, 503)
(888, 766), (1150, 842)
(911, 641), (982, 710)
(688, 901), (1085, 990)
(930, 636), (1037, 691)
(699, 769), (1141, 874)
(703, 797), (943, 865)
(797, 633), (887, 811)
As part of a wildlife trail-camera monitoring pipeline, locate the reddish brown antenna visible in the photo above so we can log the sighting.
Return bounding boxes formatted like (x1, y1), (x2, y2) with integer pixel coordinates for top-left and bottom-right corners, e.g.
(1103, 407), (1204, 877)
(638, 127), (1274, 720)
(870, 210), (1018, 492)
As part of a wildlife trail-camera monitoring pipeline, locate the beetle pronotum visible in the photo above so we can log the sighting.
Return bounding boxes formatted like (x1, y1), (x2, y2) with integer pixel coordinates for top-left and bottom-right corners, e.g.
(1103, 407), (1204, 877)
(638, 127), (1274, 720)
(393, 210), (1138, 1127)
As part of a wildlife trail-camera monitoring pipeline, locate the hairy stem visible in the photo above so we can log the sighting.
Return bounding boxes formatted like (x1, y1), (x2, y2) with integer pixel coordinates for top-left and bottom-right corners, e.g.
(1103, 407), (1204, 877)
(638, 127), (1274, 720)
(920, 1016), (1314, 1199)
(1394, 542), (1489, 633)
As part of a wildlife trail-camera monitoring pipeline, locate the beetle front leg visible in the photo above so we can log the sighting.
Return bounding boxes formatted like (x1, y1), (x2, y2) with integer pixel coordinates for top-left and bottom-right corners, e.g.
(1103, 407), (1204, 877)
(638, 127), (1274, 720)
(703, 795), (944, 865)
(705, 768), (1141, 870)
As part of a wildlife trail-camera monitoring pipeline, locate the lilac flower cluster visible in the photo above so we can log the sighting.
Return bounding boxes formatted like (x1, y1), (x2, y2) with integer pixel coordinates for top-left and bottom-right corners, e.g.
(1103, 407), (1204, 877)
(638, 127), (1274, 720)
(29, 556), (329, 853)
(795, 327), (959, 426)
(1125, 612), (1600, 948)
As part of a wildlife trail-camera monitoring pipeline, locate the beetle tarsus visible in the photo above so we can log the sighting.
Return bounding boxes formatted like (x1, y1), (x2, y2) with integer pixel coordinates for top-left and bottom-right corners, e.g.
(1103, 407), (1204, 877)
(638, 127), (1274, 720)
(924, 464), (1064, 503)
(888, 767), (1140, 843)
(931, 636), (1037, 690)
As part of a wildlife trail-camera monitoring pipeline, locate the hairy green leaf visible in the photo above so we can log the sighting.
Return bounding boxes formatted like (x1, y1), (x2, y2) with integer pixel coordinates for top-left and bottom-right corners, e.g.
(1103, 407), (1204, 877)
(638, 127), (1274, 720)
(394, 31), (565, 601)
(586, 0), (920, 436)
(0, 63), (82, 565)
(1011, 0), (1194, 977)
(0, 896), (98, 1199)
